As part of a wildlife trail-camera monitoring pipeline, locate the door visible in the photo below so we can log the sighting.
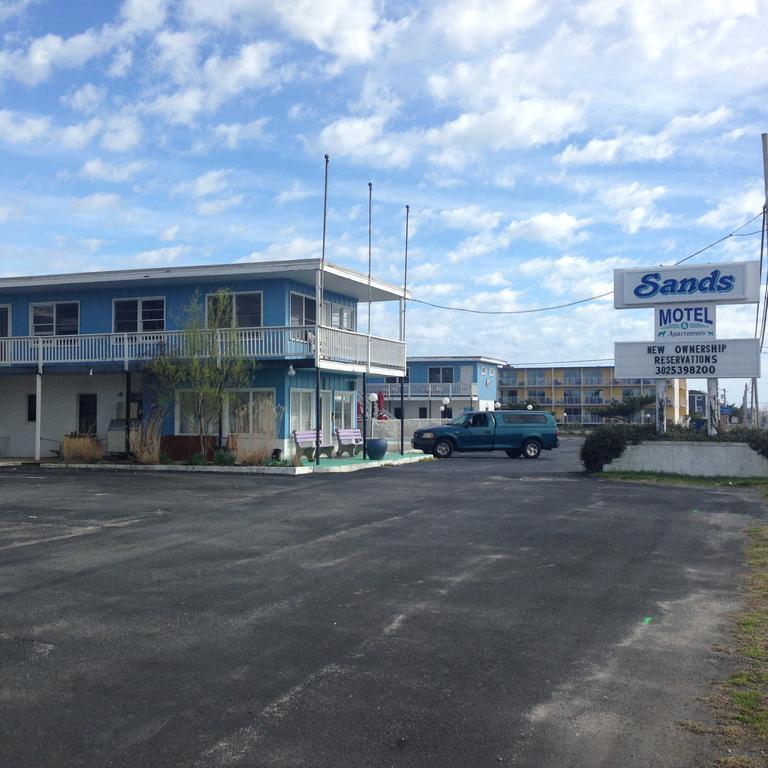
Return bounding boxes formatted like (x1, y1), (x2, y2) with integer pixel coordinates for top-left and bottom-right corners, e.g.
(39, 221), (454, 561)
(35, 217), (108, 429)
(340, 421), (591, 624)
(461, 411), (494, 450)
(78, 394), (97, 435)
(0, 306), (8, 363)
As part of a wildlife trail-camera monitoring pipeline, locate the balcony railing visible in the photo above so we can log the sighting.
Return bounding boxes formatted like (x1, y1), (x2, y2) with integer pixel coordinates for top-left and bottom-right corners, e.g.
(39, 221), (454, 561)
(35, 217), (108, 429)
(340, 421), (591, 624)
(0, 325), (406, 374)
(365, 382), (475, 399)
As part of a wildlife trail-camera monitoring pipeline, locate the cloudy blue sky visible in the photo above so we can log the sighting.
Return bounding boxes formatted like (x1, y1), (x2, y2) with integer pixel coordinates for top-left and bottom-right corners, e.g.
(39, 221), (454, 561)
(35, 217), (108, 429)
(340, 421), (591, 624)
(1, 0), (767, 401)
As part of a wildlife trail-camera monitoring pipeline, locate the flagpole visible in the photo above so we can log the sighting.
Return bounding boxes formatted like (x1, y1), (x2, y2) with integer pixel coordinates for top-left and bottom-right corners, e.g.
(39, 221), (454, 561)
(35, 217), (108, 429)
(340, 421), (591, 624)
(400, 204), (409, 455)
(315, 154), (329, 466)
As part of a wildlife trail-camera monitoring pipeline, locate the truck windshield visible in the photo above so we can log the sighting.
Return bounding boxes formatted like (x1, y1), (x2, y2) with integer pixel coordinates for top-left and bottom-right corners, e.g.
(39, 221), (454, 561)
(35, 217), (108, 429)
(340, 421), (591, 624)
(448, 415), (470, 426)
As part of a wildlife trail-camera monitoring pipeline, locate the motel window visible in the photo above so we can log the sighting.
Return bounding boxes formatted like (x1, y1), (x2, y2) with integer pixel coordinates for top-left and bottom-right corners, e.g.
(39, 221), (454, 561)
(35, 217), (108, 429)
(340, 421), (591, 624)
(27, 394), (36, 422)
(31, 302), (79, 336)
(207, 292), (262, 329)
(113, 298), (165, 333)
(227, 389), (276, 436)
(418, 407), (427, 419)
(289, 389), (315, 433)
(323, 301), (356, 331)
(176, 390), (218, 436)
(291, 293), (316, 327)
(334, 392), (354, 430)
(428, 366), (454, 384)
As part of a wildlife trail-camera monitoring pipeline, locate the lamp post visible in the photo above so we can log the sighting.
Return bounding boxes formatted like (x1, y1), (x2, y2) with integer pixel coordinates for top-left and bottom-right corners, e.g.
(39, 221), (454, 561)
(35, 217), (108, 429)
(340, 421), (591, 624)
(563, 411), (567, 432)
(441, 396), (450, 420)
(368, 391), (378, 420)
(494, 400), (501, 410)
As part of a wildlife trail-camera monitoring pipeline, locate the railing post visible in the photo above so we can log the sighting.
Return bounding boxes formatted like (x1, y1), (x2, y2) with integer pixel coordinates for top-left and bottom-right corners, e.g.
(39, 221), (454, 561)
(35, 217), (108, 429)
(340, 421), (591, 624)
(216, 329), (222, 368)
(123, 333), (129, 371)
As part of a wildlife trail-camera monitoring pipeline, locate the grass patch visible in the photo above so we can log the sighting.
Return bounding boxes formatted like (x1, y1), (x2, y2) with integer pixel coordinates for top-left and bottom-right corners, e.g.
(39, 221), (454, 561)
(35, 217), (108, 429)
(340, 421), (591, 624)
(714, 525), (768, 759)
(595, 471), (768, 490)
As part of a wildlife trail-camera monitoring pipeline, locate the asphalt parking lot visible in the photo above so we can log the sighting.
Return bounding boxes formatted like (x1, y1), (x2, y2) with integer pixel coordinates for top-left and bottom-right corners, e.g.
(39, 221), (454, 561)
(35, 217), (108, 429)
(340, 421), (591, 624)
(1, 438), (765, 767)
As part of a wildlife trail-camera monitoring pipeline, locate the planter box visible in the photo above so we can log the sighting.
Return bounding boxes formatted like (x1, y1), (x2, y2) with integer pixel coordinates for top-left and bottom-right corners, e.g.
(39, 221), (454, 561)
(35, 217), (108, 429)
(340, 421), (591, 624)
(605, 440), (768, 478)
(365, 438), (388, 460)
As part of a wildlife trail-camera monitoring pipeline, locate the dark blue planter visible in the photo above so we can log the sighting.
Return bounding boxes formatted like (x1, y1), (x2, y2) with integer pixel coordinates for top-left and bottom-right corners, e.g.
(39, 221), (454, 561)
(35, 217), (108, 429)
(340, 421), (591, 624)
(366, 438), (387, 460)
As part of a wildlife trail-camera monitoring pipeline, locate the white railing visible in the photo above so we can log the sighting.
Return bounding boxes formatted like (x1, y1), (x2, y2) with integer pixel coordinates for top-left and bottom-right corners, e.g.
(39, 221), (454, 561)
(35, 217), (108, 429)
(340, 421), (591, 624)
(0, 326), (406, 372)
(365, 382), (475, 398)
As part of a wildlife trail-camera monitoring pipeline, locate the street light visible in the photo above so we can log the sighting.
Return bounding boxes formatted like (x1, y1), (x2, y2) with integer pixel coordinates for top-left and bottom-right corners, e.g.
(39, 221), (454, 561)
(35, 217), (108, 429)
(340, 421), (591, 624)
(494, 401), (501, 410)
(563, 411), (568, 432)
(367, 391), (378, 420)
(440, 396), (450, 420)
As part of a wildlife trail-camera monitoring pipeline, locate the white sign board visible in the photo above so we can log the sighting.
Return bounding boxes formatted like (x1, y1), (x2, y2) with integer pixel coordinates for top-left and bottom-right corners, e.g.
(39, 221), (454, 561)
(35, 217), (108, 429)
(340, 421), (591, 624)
(655, 305), (715, 341)
(614, 261), (760, 308)
(614, 338), (761, 379)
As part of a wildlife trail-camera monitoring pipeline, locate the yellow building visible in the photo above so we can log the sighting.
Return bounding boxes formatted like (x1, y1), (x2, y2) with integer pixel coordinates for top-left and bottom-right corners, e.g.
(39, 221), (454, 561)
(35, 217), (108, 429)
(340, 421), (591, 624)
(498, 365), (687, 425)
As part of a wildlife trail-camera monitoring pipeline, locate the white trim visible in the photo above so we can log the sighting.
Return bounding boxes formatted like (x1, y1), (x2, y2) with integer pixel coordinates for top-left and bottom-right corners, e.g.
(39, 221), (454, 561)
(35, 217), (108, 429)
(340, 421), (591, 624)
(29, 300), (80, 336)
(205, 290), (263, 329)
(111, 296), (166, 333)
(0, 259), (408, 302)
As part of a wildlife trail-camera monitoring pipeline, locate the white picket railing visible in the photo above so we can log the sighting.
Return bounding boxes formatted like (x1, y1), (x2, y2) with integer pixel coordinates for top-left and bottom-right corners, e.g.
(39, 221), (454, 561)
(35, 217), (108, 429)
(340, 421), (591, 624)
(0, 325), (406, 372)
(365, 382), (475, 398)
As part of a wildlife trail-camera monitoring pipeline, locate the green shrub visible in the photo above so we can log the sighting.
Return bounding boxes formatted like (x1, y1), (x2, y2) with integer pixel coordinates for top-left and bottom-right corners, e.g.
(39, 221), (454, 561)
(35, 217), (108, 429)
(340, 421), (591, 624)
(212, 449), (236, 466)
(580, 424), (655, 472)
(189, 451), (207, 466)
(580, 423), (768, 472)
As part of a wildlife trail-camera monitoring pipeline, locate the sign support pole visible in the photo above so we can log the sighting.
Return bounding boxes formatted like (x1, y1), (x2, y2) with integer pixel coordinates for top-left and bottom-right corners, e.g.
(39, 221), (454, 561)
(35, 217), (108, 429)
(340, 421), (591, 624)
(706, 378), (719, 436)
(655, 380), (667, 433)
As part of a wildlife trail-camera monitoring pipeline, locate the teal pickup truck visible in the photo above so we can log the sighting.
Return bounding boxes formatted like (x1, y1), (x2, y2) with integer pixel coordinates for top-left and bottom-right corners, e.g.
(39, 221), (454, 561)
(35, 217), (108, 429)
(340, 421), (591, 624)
(411, 410), (560, 459)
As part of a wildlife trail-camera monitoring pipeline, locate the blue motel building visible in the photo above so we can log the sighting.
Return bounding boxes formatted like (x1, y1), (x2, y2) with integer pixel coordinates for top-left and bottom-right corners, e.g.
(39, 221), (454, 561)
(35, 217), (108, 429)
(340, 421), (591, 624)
(0, 259), (407, 459)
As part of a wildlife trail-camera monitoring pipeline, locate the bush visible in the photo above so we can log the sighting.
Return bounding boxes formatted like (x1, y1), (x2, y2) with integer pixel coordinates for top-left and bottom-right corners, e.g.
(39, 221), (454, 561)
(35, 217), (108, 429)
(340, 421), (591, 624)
(580, 424), (655, 472)
(129, 409), (164, 464)
(235, 446), (272, 466)
(212, 448), (236, 466)
(580, 423), (768, 472)
(189, 451), (207, 466)
(62, 434), (105, 463)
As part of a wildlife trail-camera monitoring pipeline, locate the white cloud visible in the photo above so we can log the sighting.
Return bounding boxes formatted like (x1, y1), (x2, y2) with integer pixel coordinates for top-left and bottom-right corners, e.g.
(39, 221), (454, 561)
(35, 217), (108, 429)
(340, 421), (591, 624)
(101, 114), (142, 151)
(196, 194), (243, 216)
(508, 212), (591, 246)
(213, 118), (269, 149)
(599, 182), (671, 233)
(0, 110), (50, 144)
(275, 180), (313, 205)
(73, 193), (121, 211)
(318, 115), (415, 168)
(160, 224), (179, 242)
(239, 237), (321, 262)
(61, 83), (107, 113)
(558, 108), (732, 166)
(696, 183), (764, 229)
(59, 118), (103, 149)
(439, 205), (503, 231)
(79, 238), (107, 253)
(0, 205), (21, 223)
(0, 0), (39, 23)
(431, 0), (548, 53)
(120, 0), (169, 33)
(134, 244), (190, 265)
(108, 48), (133, 77)
(81, 158), (145, 182)
(183, 0), (387, 64)
(175, 170), (230, 198)
(518, 253), (634, 297)
(149, 43), (281, 124)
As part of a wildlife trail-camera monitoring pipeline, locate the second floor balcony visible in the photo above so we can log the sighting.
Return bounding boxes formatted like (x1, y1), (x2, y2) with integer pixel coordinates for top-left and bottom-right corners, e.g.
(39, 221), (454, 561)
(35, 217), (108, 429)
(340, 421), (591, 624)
(365, 382), (475, 399)
(0, 325), (406, 377)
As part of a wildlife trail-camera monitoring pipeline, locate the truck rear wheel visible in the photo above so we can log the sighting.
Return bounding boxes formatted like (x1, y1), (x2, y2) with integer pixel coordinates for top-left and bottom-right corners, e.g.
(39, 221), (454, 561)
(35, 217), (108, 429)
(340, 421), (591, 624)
(433, 439), (454, 459)
(522, 439), (541, 459)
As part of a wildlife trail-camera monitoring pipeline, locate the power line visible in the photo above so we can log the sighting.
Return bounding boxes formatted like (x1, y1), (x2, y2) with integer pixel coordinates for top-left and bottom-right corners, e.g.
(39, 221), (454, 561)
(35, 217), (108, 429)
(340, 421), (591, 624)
(409, 211), (765, 316)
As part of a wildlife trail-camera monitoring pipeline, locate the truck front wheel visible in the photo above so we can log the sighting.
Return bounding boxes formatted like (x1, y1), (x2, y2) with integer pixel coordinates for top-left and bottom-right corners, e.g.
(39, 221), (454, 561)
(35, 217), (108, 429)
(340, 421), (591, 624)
(521, 439), (541, 459)
(433, 439), (454, 459)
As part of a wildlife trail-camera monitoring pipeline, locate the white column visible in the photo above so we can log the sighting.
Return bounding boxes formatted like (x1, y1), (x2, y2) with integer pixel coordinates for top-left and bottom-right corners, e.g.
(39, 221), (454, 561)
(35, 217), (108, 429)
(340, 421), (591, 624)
(655, 380), (667, 433)
(34, 372), (42, 461)
(706, 378), (719, 436)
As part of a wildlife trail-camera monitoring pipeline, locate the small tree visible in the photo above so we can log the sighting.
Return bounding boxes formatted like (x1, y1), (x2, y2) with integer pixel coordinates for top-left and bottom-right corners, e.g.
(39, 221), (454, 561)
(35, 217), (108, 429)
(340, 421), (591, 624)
(143, 288), (255, 455)
(589, 395), (655, 424)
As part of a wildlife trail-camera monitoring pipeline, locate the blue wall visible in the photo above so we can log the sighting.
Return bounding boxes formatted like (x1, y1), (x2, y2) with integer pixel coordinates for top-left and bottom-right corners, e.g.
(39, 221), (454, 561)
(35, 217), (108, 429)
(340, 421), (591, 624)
(0, 277), (358, 335)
